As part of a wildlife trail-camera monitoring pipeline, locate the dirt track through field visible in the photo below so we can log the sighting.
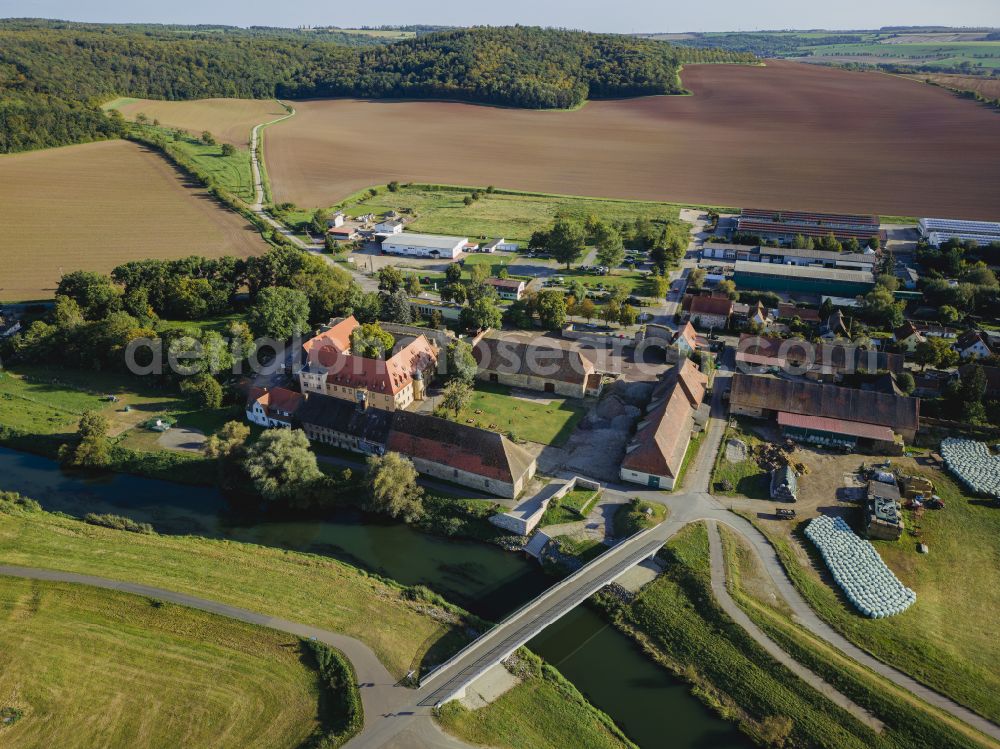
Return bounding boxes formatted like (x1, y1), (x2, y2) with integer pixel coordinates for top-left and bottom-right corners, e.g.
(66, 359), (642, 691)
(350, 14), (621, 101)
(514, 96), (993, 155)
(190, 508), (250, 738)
(0, 140), (268, 300)
(266, 61), (1000, 219)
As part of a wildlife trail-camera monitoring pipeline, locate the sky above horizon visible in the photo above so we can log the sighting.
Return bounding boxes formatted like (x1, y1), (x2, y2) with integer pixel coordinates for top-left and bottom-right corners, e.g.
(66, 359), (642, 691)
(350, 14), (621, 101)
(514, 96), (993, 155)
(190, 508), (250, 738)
(1, 0), (998, 34)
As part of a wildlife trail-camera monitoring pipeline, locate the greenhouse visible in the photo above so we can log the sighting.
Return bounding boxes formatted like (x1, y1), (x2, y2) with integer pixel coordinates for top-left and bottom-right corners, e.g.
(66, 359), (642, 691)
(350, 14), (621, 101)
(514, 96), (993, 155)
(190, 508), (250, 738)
(805, 515), (916, 618)
(940, 438), (1000, 499)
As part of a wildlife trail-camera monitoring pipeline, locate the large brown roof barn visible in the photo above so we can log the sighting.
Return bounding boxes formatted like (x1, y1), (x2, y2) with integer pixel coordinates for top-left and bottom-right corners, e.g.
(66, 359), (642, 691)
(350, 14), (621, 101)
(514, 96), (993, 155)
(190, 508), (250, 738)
(729, 373), (919, 439)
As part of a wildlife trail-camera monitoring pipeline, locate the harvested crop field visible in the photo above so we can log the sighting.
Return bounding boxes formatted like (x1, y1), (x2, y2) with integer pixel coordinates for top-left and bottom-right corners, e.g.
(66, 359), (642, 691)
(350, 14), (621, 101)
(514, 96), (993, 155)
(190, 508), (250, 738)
(903, 73), (1000, 100)
(266, 61), (1000, 220)
(109, 97), (288, 145)
(0, 140), (268, 301)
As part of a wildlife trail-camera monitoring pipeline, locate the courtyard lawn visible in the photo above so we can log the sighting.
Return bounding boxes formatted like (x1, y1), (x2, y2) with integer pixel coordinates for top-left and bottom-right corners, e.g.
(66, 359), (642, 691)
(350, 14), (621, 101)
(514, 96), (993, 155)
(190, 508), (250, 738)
(0, 576), (326, 749)
(710, 421), (771, 499)
(735, 458), (1000, 725)
(447, 382), (586, 446)
(0, 504), (462, 678)
(540, 488), (600, 527)
(335, 184), (683, 245)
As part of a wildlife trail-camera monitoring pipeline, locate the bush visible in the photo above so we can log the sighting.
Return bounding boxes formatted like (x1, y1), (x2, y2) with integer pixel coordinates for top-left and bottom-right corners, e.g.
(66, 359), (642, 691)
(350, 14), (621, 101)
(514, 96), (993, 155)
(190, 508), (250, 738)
(0, 491), (41, 514)
(301, 641), (363, 748)
(84, 513), (155, 534)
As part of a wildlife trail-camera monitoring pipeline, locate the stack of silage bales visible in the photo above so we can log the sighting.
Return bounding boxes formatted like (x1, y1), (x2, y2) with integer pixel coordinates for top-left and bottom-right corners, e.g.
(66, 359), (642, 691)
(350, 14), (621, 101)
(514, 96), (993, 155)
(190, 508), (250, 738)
(805, 515), (916, 618)
(940, 438), (1000, 498)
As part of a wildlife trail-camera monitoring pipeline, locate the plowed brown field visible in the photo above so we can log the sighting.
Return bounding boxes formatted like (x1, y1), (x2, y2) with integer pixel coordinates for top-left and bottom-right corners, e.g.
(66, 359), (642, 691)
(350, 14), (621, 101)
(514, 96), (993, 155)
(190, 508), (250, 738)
(112, 98), (288, 145)
(266, 61), (1000, 220)
(0, 140), (268, 300)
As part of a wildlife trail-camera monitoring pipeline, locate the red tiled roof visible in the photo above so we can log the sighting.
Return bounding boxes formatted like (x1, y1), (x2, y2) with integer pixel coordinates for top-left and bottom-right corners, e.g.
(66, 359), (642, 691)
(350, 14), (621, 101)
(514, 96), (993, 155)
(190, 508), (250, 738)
(386, 412), (534, 483)
(323, 335), (438, 396)
(304, 316), (358, 367)
(777, 411), (894, 442)
(247, 386), (303, 421)
(687, 296), (733, 317)
(730, 374), (919, 434)
(777, 304), (821, 323)
(623, 360), (707, 478)
(677, 321), (699, 350)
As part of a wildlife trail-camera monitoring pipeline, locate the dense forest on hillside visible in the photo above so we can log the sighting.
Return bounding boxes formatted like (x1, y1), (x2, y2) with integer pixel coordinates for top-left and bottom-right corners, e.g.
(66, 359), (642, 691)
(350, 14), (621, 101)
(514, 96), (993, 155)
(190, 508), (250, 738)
(0, 21), (751, 153)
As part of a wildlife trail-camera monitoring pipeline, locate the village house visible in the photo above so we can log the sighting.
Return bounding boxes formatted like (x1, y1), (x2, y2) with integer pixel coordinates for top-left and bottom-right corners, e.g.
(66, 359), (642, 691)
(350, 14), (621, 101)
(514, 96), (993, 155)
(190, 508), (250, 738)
(327, 225), (359, 242)
(298, 316), (438, 412)
(245, 386), (304, 428)
(954, 330), (994, 360)
(776, 303), (822, 326)
(893, 321), (925, 353)
(284, 390), (536, 499)
(484, 277), (527, 301)
(682, 295), (733, 330)
(472, 334), (602, 398)
(620, 360), (708, 489)
(325, 211), (345, 228)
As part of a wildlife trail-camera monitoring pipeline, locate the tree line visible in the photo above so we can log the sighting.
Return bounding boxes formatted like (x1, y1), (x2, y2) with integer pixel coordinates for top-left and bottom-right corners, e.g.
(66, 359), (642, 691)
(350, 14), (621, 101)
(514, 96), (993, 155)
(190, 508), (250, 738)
(0, 22), (745, 152)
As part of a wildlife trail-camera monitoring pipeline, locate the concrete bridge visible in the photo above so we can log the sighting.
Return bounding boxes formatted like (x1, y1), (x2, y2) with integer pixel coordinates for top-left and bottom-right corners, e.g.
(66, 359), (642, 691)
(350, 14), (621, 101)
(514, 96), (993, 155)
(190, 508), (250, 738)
(416, 522), (672, 706)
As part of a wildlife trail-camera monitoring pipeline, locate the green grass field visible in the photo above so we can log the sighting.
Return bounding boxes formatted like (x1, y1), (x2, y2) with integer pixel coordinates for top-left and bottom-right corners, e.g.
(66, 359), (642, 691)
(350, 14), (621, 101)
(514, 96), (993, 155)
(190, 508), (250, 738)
(437, 648), (635, 749)
(0, 576), (324, 749)
(600, 523), (984, 749)
(710, 422), (771, 499)
(806, 41), (1000, 68)
(334, 184), (686, 245)
(0, 504), (461, 677)
(736, 460), (1000, 725)
(167, 136), (256, 202)
(445, 381), (586, 446)
(540, 488), (600, 526)
(0, 365), (233, 451)
(717, 524), (994, 749)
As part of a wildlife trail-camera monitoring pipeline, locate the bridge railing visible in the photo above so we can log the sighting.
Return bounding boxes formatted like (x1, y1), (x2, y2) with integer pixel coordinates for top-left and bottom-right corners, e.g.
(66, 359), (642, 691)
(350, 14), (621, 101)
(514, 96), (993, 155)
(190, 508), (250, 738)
(419, 522), (661, 687)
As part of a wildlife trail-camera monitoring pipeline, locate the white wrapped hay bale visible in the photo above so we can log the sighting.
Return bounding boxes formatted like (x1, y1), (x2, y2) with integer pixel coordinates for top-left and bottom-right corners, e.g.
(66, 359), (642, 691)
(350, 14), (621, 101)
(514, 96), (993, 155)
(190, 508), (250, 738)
(805, 515), (915, 618)
(940, 438), (1000, 498)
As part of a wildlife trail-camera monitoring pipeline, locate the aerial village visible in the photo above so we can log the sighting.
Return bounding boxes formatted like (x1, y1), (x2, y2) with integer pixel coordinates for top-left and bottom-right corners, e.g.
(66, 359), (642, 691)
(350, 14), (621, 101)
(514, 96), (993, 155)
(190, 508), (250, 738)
(238, 204), (1000, 572)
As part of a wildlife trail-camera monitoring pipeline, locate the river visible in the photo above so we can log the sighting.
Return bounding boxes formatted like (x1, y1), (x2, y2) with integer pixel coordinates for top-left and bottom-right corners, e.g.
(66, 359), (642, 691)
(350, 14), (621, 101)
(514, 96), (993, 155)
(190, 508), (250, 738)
(0, 446), (749, 749)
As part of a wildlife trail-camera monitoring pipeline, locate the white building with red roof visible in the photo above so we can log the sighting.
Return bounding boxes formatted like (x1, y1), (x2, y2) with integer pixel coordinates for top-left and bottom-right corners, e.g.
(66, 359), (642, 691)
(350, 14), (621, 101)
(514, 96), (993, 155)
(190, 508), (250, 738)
(245, 386), (304, 428)
(299, 316), (438, 412)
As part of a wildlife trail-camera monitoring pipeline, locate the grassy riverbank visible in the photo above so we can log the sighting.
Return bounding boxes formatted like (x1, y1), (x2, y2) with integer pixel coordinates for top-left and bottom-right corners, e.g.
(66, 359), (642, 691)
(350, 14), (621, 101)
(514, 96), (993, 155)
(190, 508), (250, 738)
(0, 500), (464, 677)
(594, 523), (985, 749)
(0, 575), (347, 748)
(437, 649), (636, 749)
